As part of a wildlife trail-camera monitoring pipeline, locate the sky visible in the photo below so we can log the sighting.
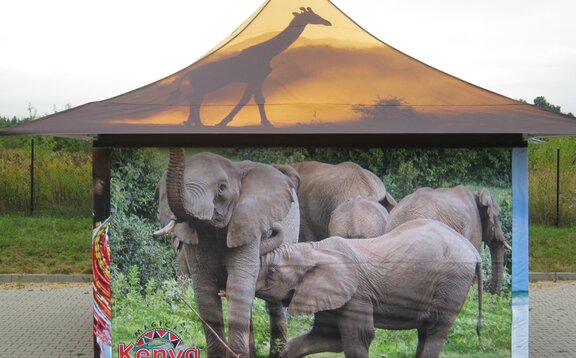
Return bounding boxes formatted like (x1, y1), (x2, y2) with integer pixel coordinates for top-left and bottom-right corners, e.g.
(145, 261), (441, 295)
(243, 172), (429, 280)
(1, 0), (575, 119)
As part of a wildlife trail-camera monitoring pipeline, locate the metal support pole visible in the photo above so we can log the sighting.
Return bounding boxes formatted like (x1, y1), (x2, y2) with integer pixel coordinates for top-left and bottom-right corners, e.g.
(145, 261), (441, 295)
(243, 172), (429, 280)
(556, 149), (560, 227)
(30, 139), (35, 216)
(93, 148), (111, 223)
(512, 147), (529, 357)
(92, 147), (111, 358)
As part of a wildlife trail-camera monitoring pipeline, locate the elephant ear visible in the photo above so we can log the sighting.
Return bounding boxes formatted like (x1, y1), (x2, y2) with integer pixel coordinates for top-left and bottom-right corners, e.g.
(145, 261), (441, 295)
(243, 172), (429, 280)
(227, 164), (295, 248)
(272, 164), (301, 189)
(288, 246), (359, 315)
(477, 188), (500, 223)
(357, 165), (396, 211)
(173, 222), (199, 245)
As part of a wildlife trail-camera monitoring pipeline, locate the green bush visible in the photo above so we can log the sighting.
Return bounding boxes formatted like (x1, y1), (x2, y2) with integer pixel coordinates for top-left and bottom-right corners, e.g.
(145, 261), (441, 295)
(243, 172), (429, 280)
(111, 148), (163, 220)
(224, 147), (511, 200)
(110, 148), (175, 287)
(223, 147), (309, 165)
(109, 211), (176, 288)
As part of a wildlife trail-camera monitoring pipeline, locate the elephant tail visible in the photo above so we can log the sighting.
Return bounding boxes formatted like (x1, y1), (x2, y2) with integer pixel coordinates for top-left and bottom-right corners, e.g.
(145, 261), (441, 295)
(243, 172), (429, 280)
(476, 260), (483, 343)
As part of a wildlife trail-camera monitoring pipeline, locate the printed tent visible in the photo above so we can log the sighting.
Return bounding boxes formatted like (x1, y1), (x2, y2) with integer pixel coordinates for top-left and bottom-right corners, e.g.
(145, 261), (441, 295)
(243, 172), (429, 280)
(2, 0), (576, 146)
(2, 1), (575, 358)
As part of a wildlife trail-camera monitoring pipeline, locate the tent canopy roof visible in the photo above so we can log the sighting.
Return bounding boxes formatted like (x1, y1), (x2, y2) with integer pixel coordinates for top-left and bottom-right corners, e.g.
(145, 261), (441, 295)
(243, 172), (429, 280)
(2, 0), (576, 146)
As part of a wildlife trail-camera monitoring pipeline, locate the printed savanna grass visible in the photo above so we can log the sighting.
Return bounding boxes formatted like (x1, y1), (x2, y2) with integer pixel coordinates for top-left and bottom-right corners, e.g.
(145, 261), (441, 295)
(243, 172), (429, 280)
(111, 273), (511, 358)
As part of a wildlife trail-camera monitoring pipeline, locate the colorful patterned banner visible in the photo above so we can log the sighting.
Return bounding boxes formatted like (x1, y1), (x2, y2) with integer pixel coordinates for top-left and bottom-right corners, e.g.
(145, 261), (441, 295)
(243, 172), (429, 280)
(93, 218), (112, 358)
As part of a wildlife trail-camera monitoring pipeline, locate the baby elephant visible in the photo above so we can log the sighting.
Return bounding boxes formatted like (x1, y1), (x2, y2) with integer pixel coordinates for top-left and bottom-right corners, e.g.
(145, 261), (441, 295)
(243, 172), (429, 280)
(328, 195), (389, 238)
(256, 219), (482, 358)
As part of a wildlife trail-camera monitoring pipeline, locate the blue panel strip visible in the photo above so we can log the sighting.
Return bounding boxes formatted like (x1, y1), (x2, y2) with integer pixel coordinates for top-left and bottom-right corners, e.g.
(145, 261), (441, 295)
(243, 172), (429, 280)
(512, 147), (529, 293)
(512, 147), (529, 358)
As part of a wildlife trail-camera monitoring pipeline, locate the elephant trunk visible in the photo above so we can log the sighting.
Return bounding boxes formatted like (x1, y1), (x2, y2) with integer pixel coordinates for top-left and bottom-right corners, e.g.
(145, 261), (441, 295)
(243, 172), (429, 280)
(488, 243), (505, 294)
(259, 223), (285, 256)
(166, 148), (191, 220)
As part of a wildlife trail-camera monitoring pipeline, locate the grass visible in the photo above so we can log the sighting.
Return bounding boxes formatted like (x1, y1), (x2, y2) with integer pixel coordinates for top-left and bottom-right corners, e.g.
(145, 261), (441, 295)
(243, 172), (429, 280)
(529, 137), (576, 226)
(0, 215), (92, 274)
(0, 148), (92, 216)
(2, 216), (573, 276)
(111, 268), (511, 358)
(368, 286), (511, 358)
(530, 226), (576, 272)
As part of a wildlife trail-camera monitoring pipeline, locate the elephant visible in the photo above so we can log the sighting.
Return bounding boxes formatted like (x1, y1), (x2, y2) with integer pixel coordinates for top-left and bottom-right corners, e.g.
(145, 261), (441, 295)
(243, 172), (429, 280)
(154, 149), (300, 358)
(328, 195), (389, 238)
(385, 185), (511, 294)
(289, 160), (396, 242)
(256, 219), (483, 358)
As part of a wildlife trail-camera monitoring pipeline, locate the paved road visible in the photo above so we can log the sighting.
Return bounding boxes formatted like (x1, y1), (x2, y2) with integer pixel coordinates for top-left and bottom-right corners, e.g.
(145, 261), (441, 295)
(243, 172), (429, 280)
(0, 280), (574, 357)
(0, 282), (92, 357)
(529, 280), (576, 358)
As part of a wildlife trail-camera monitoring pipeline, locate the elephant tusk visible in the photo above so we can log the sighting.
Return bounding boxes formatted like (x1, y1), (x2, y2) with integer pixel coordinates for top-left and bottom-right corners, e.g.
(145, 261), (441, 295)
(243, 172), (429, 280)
(153, 219), (176, 237)
(503, 241), (512, 250)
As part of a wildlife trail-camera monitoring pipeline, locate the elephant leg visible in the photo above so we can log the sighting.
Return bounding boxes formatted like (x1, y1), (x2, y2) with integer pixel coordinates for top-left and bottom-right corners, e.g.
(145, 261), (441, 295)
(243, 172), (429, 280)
(338, 300), (374, 358)
(224, 243), (260, 357)
(192, 275), (227, 357)
(186, 246), (228, 357)
(249, 314), (256, 358)
(415, 328), (427, 358)
(417, 323), (452, 358)
(282, 333), (342, 358)
(217, 86), (255, 127)
(226, 273), (258, 357)
(253, 86), (272, 127)
(298, 214), (317, 242)
(282, 312), (342, 358)
(266, 301), (287, 358)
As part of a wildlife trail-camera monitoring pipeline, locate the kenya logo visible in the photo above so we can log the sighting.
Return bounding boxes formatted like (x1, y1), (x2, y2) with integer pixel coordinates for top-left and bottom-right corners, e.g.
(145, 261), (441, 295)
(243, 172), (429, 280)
(118, 328), (199, 358)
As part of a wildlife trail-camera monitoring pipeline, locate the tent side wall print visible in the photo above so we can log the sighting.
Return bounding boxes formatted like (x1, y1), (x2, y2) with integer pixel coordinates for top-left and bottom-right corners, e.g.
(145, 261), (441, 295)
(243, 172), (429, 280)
(107, 147), (513, 358)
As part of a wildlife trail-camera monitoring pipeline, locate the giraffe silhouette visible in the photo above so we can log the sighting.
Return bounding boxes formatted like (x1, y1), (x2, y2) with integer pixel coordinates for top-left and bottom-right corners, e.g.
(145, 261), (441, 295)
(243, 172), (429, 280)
(175, 7), (331, 127)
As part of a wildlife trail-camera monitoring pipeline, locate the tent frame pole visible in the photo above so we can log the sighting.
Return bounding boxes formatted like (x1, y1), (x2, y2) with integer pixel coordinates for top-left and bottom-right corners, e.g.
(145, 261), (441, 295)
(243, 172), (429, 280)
(511, 147), (529, 358)
(92, 147), (111, 358)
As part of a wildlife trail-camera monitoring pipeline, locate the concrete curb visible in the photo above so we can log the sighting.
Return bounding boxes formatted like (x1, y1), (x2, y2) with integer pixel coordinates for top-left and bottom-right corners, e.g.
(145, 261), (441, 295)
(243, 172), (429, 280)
(529, 272), (576, 282)
(0, 274), (92, 283)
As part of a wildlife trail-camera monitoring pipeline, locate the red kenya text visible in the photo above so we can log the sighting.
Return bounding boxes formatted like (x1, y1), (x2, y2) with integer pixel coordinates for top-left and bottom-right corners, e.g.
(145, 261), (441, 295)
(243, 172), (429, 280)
(118, 344), (199, 358)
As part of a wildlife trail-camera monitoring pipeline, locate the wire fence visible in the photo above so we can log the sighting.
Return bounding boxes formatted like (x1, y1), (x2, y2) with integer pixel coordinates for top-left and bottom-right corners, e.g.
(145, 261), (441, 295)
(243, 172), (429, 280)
(1, 144), (575, 226)
(0, 145), (92, 217)
(529, 147), (576, 227)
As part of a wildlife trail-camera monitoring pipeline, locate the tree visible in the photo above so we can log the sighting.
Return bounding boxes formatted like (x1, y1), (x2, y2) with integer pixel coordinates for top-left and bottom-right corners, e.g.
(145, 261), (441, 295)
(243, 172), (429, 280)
(533, 96), (574, 117)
